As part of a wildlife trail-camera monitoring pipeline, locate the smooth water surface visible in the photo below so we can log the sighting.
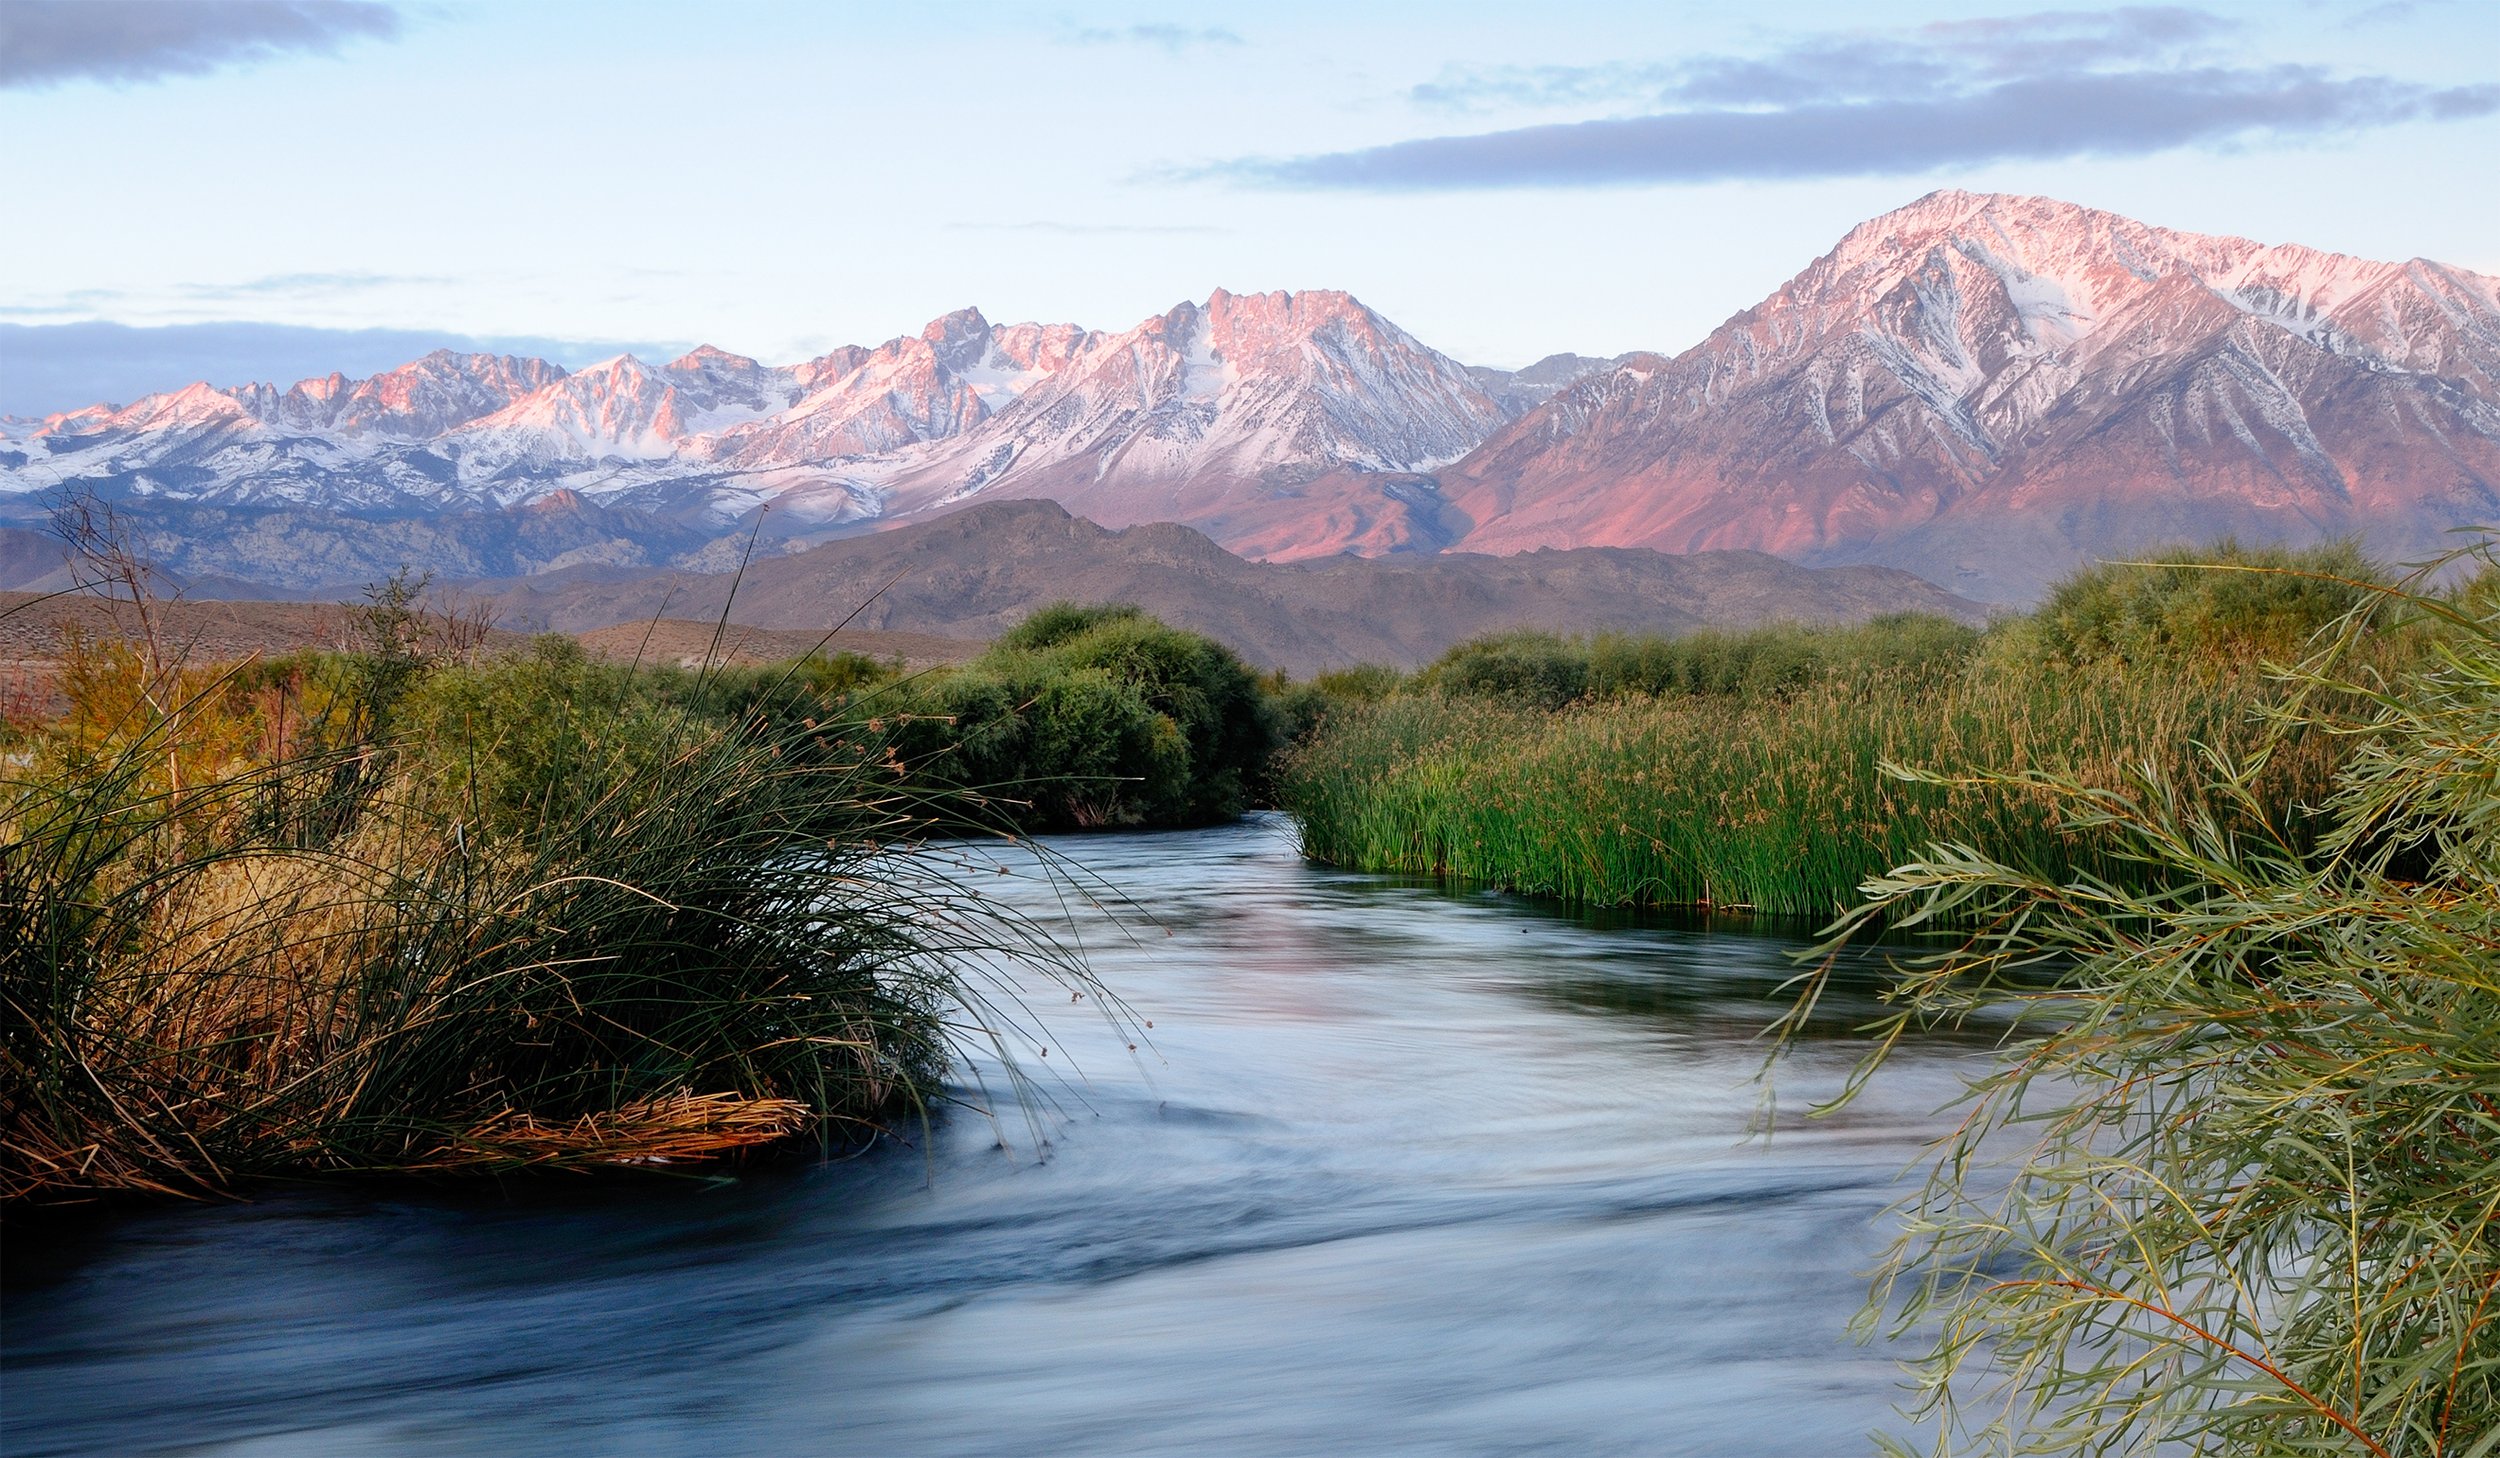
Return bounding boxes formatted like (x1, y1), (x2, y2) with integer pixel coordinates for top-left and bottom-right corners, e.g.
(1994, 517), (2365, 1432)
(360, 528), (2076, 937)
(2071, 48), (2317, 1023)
(3, 815), (1976, 1457)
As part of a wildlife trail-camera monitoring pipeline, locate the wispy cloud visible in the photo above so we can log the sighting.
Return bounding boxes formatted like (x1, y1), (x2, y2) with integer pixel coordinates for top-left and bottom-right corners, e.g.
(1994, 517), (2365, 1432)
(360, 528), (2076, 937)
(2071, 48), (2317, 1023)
(0, 272), (452, 319)
(1193, 6), (2499, 189)
(946, 221), (1228, 236)
(1061, 23), (1242, 53)
(0, 0), (401, 90)
(183, 270), (453, 299)
(2342, 0), (2449, 27)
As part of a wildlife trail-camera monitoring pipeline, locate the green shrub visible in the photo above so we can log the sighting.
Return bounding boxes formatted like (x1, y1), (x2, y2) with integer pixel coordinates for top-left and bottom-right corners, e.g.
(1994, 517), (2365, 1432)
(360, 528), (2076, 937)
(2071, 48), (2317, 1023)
(397, 648), (688, 839)
(882, 605), (1280, 831)
(1412, 617), (1984, 711)
(2012, 537), (2381, 669)
(1413, 631), (1591, 710)
(995, 601), (1147, 654)
(1585, 615), (1981, 700)
(1805, 550), (2497, 1456)
(1271, 663), (1405, 747)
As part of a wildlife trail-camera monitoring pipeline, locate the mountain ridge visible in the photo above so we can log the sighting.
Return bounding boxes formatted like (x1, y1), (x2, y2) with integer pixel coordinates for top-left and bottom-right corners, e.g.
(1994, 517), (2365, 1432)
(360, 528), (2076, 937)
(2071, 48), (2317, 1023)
(8, 190), (2495, 600)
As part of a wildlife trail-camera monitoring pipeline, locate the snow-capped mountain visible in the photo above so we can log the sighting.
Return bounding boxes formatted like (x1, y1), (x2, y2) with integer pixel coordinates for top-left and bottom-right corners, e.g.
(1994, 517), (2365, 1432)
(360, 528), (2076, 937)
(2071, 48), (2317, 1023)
(1, 351), (574, 510)
(1436, 190), (2500, 598)
(7, 194), (2495, 599)
(1, 290), (1499, 560)
(796, 288), (1509, 553)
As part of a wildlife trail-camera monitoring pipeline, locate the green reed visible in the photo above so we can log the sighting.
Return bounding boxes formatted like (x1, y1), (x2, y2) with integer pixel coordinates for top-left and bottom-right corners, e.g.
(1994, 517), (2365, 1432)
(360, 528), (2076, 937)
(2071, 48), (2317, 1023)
(1283, 659), (2344, 921)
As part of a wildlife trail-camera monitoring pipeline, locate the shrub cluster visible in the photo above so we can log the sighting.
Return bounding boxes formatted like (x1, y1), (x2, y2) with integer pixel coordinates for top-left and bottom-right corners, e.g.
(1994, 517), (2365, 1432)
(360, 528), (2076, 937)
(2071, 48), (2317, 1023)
(879, 603), (1282, 831)
(1411, 614), (1985, 710)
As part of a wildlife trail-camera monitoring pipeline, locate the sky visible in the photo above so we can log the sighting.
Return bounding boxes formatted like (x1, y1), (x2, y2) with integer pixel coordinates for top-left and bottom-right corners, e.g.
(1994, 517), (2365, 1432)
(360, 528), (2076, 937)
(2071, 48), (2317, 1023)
(2, 0), (2495, 416)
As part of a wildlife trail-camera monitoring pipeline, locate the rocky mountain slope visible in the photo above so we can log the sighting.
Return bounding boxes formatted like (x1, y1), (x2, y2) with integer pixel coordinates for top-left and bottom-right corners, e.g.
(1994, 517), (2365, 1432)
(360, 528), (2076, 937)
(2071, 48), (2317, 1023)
(473, 499), (1989, 676)
(1438, 191), (2500, 598)
(1, 289), (1511, 562)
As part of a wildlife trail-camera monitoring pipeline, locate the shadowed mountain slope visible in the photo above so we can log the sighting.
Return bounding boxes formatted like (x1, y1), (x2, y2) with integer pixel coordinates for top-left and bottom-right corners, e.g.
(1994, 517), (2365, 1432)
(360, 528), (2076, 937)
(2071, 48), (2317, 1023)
(476, 499), (1988, 675)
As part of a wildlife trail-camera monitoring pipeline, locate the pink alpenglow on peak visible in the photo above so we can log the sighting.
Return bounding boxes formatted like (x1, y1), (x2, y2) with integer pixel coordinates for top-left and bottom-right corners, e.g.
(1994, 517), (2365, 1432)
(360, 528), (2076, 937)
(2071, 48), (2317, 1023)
(5, 193), (2495, 598)
(1433, 190), (2500, 599)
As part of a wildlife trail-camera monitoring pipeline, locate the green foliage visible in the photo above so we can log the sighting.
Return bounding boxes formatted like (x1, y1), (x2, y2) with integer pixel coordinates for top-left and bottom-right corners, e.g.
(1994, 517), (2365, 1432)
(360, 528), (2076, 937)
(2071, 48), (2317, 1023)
(1280, 664), (2332, 921)
(2012, 537), (2382, 669)
(994, 600), (1147, 654)
(397, 650), (691, 839)
(886, 605), (1281, 830)
(1309, 663), (1405, 701)
(788, 649), (901, 698)
(1804, 549), (2499, 1457)
(1282, 555), (2434, 920)
(1412, 615), (1984, 710)
(1414, 631), (1591, 710)
(1270, 663), (1405, 747)
(1586, 614), (1982, 700)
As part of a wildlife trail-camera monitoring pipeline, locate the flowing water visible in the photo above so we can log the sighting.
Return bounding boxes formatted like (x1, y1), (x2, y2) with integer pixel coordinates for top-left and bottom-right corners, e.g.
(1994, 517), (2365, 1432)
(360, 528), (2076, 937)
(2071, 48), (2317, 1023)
(2, 815), (1981, 1457)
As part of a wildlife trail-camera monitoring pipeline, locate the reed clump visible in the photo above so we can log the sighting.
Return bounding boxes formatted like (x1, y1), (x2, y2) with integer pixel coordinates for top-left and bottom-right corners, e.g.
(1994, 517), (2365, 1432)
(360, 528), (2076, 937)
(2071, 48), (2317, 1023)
(1803, 546), (2500, 1454)
(0, 598), (1090, 1203)
(1281, 543), (2398, 920)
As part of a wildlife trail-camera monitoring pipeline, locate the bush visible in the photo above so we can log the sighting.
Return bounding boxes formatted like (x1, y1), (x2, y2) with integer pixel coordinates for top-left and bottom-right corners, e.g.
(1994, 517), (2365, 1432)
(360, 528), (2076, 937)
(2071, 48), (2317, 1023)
(883, 604), (1280, 831)
(1586, 615), (1981, 700)
(1413, 631), (1591, 710)
(2012, 537), (2382, 669)
(1411, 616), (1984, 711)
(1805, 548), (2497, 1455)
(1271, 663), (1405, 748)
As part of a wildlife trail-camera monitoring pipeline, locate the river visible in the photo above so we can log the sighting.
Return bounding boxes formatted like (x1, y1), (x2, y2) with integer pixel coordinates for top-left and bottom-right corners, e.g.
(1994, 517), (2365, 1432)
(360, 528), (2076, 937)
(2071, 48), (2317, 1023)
(2, 814), (1978, 1457)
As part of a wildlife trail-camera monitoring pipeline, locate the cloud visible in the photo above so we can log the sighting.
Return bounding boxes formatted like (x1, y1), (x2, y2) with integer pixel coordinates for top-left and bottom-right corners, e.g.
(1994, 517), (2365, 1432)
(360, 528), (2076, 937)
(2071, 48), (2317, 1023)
(0, 321), (691, 419)
(1205, 6), (2499, 189)
(2342, 0), (2450, 26)
(180, 270), (455, 299)
(1062, 23), (1242, 52)
(946, 221), (1227, 236)
(0, 272), (457, 320)
(0, 0), (400, 90)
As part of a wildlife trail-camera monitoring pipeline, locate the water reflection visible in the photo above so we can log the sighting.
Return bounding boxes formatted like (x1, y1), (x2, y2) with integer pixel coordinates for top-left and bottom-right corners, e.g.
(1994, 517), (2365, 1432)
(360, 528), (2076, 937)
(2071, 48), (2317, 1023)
(4, 814), (1971, 1458)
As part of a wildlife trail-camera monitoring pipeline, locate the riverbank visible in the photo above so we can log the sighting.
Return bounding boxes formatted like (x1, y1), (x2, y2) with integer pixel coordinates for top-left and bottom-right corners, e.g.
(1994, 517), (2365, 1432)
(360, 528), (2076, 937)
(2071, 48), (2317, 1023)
(1281, 543), (2412, 920)
(4, 576), (1221, 1202)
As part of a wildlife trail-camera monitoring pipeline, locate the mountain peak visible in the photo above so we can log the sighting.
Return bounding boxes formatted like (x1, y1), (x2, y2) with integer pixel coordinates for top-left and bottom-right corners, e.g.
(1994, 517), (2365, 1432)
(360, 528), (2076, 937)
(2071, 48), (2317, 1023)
(668, 344), (761, 372)
(1438, 194), (2500, 600)
(10, 196), (2492, 607)
(920, 304), (990, 343)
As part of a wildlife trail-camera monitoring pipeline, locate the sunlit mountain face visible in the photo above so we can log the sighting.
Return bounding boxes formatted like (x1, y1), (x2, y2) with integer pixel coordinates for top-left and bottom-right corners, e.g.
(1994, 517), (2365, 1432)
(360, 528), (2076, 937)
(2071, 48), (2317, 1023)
(8, 193), (2495, 602)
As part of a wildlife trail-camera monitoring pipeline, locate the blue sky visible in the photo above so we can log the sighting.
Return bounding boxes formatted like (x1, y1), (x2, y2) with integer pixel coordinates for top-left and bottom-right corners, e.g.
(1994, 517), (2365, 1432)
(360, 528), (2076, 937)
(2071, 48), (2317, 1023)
(2, 0), (2495, 415)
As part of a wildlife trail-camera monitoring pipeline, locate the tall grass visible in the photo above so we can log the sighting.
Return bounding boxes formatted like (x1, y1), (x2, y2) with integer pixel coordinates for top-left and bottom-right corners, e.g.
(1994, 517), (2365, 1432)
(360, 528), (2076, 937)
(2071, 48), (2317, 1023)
(1282, 544), (2394, 921)
(1284, 665), (2336, 920)
(1801, 549), (2500, 1454)
(0, 609), (1097, 1202)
